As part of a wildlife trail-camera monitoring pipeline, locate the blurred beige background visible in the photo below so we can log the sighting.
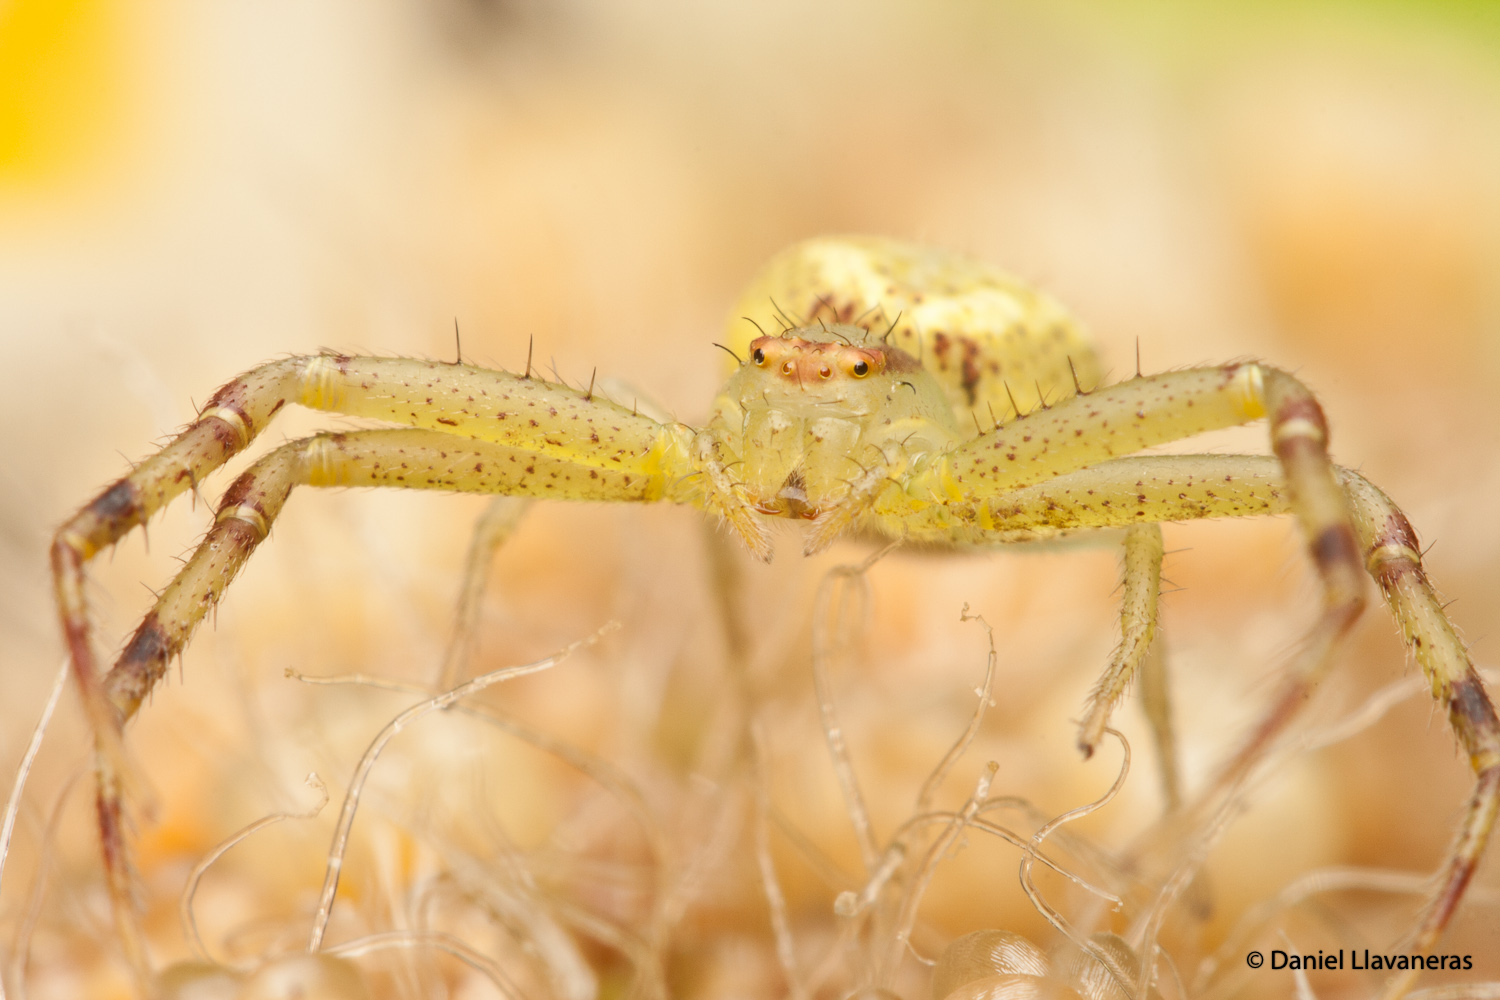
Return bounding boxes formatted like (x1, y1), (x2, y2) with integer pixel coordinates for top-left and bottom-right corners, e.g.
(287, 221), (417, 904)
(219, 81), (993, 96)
(2, 1), (1499, 998)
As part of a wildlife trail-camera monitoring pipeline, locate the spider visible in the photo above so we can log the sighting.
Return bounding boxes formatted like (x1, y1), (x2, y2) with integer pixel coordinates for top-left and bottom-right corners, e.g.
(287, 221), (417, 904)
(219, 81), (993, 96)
(53, 236), (1499, 997)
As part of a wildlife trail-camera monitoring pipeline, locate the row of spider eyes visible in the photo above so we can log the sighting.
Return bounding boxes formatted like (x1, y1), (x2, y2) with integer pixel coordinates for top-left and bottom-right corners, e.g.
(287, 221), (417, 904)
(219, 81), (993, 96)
(750, 345), (874, 378)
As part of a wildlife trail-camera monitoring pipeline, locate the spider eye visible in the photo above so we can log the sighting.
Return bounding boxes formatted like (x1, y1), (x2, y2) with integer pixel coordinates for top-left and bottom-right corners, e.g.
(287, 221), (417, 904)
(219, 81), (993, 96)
(852, 360), (870, 377)
(752, 348), (766, 366)
(818, 365), (832, 379)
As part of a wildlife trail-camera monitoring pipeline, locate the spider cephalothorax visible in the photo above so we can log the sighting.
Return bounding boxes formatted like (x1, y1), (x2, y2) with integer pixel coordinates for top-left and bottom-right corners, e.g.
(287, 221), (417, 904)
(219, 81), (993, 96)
(53, 236), (1499, 998)
(709, 326), (955, 526)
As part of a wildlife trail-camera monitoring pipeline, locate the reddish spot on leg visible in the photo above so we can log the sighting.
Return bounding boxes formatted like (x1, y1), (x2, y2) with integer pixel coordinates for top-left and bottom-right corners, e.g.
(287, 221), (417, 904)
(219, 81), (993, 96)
(1366, 511), (1428, 588)
(106, 611), (170, 720)
(89, 479), (144, 525)
(1311, 523), (1359, 575)
(1448, 673), (1500, 757)
(218, 470), (263, 511)
(95, 784), (126, 875)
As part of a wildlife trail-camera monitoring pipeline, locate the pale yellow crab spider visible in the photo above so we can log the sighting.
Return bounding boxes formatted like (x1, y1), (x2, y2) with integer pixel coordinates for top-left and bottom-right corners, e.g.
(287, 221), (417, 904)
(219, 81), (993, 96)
(54, 236), (1498, 997)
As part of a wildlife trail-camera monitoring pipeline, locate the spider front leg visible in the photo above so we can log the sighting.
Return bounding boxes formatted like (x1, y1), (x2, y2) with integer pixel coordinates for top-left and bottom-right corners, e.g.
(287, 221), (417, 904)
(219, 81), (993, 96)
(52, 357), (317, 978)
(52, 354), (696, 979)
(90, 426), (694, 977)
(1339, 471), (1500, 996)
(886, 362), (1498, 960)
(921, 451), (1500, 973)
(57, 354), (687, 746)
(109, 427), (676, 718)
(895, 363), (1368, 758)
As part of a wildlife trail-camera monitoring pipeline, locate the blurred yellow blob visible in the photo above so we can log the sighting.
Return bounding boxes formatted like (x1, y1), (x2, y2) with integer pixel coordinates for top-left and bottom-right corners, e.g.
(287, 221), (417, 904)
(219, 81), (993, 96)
(0, 0), (127, 188)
